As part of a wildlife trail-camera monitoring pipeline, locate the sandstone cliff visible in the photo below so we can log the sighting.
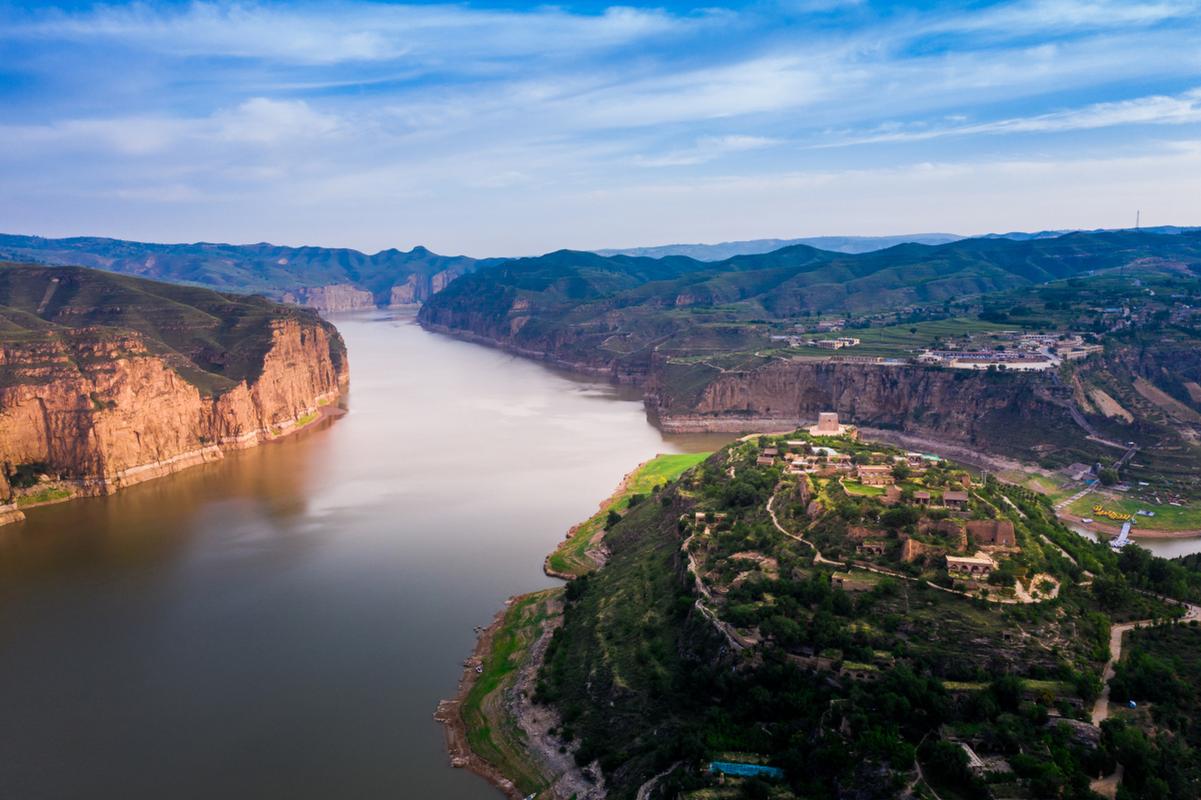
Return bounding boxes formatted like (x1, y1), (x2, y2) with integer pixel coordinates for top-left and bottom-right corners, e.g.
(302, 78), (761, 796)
(282, 283), (376, 313)
(0, 264), (349, 520)
(646, 358), (1078, 454)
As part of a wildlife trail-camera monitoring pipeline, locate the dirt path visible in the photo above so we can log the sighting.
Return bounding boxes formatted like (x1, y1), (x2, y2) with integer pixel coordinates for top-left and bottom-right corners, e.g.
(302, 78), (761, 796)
(635, 761), (681, 800)
(766, 493), (840, 566)
(1091, 598), (1201, 726)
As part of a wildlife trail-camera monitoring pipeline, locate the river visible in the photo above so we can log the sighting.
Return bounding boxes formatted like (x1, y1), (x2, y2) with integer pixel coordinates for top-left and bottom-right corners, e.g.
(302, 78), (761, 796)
(0, 311), (729, 799)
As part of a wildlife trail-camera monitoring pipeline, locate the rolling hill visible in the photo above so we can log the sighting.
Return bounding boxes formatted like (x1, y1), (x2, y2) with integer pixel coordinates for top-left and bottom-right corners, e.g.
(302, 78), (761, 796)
(0, 234), (499, 312)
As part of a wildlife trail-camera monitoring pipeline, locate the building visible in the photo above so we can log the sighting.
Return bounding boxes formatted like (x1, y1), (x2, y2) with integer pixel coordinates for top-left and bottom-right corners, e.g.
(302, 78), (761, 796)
(809, 412), (848, 437)
(913, 490), (931, 505)
(942, 490), (969, 509)
(856, 465), (895, 486)
(946, 554), (994, 578)
(857, 541), (887, 556)
(967, 519), (1017, 548)
(756, 455), (775, 466)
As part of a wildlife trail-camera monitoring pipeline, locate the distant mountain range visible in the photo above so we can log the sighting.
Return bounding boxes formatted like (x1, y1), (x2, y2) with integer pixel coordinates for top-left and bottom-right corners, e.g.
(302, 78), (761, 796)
(1, 226), (1197, 312)
(0, 234), (499, 312)
(595, 233), (964, 260)
(596, 225), (1199, 261)
(420, 228), (1201, 373)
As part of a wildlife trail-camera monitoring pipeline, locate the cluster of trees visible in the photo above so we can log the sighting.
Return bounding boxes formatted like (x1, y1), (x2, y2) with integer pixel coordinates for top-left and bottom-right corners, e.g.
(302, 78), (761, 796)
(1116, 545), (1201, 603)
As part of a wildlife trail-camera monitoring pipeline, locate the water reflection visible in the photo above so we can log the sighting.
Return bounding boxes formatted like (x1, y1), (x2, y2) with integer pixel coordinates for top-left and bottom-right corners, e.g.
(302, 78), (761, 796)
(0, 311), (730, 799)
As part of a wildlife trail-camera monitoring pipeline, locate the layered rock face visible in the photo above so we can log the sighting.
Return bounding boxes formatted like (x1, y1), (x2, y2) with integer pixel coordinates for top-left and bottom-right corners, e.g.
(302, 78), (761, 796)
(282, 283), (375, 313)
(388, 269), (460, 306)
(0, 318), (348, 514)
(646, 359), (1075, 450)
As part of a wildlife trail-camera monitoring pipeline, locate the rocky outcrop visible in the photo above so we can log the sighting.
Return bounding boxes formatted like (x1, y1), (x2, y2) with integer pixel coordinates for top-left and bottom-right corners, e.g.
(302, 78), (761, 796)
(282, 283), (375, 313)
(646, 359), (1078, 457)
(0, 318), (348, 517)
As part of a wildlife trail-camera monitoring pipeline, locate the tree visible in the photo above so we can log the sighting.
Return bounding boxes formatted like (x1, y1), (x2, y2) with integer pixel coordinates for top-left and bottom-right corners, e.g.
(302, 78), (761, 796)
(1098, 468), (1119, 486)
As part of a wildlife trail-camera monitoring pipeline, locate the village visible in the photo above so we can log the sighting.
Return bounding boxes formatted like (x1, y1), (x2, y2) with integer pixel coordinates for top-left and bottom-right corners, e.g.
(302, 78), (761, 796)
(748, 413), (1045, 599)
(770, 320), (1103, 372)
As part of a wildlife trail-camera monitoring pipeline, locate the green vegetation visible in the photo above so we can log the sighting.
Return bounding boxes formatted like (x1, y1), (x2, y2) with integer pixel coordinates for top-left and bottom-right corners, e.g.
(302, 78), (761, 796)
(1103, 623), (1201, 798)
(544, 451), (710, 577)
(525, 432), (1201, 799)
(0, 263), (346, 397)
(293, 411), (320, 428)
(1067, 492), (1201, 532)
(16, 487), (71, 507)
(458, 589), (560, 797)
(423, 231), (1201, 497)
(0, 233), (489, 304)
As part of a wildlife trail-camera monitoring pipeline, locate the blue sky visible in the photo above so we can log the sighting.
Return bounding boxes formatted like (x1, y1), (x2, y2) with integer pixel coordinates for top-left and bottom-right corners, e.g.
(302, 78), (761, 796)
(1, 0), (1199, 255)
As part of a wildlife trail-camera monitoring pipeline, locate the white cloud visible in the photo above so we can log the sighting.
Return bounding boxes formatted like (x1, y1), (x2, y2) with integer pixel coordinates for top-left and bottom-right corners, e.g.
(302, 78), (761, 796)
(8, 2), (697, 65)
(820, 87), (1201, 147)
(215, 98), (341, 143)
(636, 135), (782, 167)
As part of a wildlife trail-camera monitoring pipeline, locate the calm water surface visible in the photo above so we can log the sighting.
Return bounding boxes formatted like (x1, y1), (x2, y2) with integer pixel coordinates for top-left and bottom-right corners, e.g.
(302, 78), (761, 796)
(0, 312), (729, 799)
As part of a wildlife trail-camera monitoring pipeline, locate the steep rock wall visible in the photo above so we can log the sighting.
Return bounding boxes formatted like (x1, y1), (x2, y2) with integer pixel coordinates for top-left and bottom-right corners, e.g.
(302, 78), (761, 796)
(0, 318), (348, 512)
(282, 283), (375, 313)
(646, 359), (1075, 450)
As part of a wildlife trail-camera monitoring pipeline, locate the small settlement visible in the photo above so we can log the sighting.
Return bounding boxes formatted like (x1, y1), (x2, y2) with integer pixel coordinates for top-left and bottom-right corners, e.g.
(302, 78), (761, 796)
(744, 413), (1039, 598)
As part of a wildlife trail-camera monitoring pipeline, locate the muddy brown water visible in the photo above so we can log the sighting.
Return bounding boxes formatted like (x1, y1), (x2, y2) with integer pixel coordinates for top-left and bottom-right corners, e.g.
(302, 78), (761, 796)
(0, 311), (729, 799)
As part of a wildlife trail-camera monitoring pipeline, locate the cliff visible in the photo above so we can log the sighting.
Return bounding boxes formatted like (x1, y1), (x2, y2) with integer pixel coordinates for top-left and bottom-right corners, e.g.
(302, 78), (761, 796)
(0, 263), (348, 518)
(647, 358), (1083, 456)
(281, 283), (375, 313)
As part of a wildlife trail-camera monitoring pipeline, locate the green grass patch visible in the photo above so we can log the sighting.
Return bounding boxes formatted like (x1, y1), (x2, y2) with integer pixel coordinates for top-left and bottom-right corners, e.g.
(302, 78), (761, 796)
(460, 589), (560, 796)
(546, 451), (711, 577)
(1067, 492), (1201, 531)
(842, 480), (885, 497)
(16, 487), (71, 507)
(294, 410), (319, 428)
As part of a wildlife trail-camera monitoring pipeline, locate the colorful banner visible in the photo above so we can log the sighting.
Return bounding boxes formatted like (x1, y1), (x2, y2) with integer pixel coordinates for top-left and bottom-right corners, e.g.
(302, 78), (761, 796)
(1092, 504), (1132, 522)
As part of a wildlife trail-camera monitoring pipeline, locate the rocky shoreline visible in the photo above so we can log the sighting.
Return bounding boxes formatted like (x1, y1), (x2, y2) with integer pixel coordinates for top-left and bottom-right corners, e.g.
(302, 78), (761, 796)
(435, 590), (604, 800)
(5, 401), (347, 522)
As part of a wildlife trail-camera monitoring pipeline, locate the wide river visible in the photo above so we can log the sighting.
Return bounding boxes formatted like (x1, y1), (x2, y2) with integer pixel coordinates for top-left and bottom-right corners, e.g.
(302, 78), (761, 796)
(0, 312), (729, 799)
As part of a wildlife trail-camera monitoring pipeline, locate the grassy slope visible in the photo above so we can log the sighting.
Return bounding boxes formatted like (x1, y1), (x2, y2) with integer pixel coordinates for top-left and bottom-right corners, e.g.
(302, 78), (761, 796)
(539, 496), (710, 798)
(536, 436), (1201, 797)
(546, 452), (710, 577)
(459, 590), (560, 797)
(0, 262), (345, 396)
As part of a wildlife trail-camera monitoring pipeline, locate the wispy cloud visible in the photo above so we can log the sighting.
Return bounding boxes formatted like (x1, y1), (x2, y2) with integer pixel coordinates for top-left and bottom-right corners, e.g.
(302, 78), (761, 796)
(636, 135), (783, 167)
(0, 0), (1199, 253)
(819, 87), (1201, 147)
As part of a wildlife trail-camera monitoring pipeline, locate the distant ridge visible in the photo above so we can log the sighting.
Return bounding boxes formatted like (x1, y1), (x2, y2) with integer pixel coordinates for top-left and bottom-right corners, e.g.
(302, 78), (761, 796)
(0, 233), (501, 312)
(596, 233), (963, 260)
(596, 225), (1200, 261)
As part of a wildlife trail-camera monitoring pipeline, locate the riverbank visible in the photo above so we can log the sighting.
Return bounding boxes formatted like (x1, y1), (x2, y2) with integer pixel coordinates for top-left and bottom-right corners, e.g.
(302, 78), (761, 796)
(1061, 512), (1201, 540)
(544, 452), (710, 579)
(435, 589), (605, 800)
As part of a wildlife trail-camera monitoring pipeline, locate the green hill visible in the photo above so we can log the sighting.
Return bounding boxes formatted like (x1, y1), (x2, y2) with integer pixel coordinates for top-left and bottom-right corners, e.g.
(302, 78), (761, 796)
(0, 262), (346, 396)
(0, 234), (498, 307)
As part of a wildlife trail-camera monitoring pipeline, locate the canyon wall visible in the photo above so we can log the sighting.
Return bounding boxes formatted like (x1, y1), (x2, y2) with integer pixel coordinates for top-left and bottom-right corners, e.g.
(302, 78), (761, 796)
(282, 283), (375, 313)
(646, 359), (1079, 452)
(0, 318), (348, 519)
